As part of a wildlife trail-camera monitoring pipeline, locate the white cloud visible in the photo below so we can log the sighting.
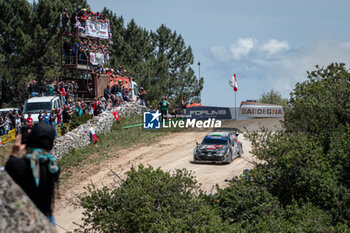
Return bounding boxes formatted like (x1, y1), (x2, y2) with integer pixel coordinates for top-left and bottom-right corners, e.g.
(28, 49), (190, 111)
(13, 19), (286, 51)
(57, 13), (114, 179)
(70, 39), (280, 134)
(210, 37), (288, 61)
(210, 45), (231, 62)
(261, 39), (289, 55)
(209, 39), (350, 99)
(255, 40), (350, 96)
(229, 37), (257, 60)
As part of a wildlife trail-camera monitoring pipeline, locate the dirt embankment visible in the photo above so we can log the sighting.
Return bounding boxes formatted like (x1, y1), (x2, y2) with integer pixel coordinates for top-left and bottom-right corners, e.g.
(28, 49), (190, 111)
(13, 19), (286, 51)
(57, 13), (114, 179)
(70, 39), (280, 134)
(54, 118), (283, 232)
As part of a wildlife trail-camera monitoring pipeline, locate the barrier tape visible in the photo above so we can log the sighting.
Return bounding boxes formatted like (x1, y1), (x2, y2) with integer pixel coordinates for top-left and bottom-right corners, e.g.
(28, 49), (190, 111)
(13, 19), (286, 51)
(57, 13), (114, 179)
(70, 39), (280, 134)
(0, 129), (16, 144)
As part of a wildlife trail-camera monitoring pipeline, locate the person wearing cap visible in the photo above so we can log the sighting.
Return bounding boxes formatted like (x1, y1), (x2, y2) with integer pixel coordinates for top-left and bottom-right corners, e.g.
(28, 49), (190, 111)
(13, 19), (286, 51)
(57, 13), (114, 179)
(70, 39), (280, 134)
(138, 87), (147, 106)
(61, 8), (70, 33)
(5, 122), (60, 226)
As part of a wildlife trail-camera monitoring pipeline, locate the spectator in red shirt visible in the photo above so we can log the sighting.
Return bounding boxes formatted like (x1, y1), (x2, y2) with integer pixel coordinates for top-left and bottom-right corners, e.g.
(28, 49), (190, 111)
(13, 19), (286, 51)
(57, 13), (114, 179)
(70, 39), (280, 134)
(58, 83), (66, 106)
(56, 109), (62, 124)
(25, 113), (34, 128)
(92, 98), (100, 116)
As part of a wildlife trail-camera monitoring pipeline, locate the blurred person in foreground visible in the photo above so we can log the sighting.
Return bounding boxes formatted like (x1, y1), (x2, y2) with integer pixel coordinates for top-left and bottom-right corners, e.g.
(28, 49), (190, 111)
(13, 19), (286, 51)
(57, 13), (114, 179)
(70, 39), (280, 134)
(5, 122), (60, 226)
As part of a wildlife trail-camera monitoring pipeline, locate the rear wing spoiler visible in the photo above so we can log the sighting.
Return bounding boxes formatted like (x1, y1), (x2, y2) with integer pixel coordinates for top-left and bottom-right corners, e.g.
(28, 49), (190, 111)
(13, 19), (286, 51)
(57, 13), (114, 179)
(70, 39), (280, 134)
(213, 127), (240, 134)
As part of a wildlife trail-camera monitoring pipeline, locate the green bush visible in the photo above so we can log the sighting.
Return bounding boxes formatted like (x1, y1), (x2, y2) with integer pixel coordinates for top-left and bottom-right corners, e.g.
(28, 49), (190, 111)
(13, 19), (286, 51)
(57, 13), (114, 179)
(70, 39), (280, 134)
(69, 113), (92, 130)
(246, 131), (339, 209)
(259, 89), (288, 107)
(79, 165), (228, 232)
(284, 63), (350, 151)
(212, 179), (282, 224)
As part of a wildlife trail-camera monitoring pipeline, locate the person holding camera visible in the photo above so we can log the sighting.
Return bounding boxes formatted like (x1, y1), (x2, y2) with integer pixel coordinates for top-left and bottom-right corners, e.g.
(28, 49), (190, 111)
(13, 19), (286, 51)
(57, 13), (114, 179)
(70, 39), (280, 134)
(5, 122), (60, 226)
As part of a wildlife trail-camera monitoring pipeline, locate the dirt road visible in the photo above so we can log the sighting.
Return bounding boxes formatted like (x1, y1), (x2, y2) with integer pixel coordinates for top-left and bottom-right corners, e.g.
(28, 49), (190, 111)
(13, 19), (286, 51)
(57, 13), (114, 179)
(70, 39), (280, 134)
(54, 118), (283, 232)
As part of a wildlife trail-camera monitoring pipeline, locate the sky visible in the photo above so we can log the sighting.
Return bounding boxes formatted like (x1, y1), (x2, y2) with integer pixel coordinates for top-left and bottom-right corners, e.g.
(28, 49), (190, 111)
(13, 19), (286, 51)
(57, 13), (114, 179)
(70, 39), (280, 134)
(87, 0), (350, 107)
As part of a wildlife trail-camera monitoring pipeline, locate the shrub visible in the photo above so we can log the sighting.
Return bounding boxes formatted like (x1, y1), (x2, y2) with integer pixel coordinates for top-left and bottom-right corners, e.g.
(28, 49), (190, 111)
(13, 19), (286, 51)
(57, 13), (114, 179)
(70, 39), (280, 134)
(78, 165), (228, 232)
(69, 113), (92, 130)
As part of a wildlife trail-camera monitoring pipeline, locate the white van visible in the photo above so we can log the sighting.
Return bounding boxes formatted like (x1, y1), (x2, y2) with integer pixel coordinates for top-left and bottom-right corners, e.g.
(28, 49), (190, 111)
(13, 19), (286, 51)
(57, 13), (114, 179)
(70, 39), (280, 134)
(23, 96), (62, 123)
(0, 108), (20, 117)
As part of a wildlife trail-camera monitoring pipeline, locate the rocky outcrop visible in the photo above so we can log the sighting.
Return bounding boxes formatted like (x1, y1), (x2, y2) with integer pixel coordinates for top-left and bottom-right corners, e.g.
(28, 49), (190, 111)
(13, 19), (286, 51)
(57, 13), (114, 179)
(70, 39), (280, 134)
(0, 171), (56, 233)
(51, 102), (148, 159)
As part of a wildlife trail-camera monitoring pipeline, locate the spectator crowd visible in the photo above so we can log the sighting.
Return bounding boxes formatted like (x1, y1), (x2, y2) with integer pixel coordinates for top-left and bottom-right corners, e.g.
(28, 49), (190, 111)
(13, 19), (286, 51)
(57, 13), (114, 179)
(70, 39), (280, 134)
(0, 77), (148, 138)
(63, 38), (110, 66)
(61, 7), (109, 34)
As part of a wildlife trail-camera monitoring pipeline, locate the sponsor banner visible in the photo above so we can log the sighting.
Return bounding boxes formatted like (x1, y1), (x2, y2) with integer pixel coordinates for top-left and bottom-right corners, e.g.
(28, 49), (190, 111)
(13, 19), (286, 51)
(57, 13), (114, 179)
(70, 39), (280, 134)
(186, 105), (284, 121)
(186, 106), (232, 120)
(85, 20), (110, 39)
(240, 104), (284, 118)
(89, 52), (106, 66)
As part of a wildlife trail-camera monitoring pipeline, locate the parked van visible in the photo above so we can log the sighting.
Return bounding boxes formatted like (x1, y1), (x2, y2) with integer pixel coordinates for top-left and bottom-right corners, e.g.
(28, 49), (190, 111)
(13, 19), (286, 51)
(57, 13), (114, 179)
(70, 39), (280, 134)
(23, 96), (62, 123)
(0, 108), (20, 117)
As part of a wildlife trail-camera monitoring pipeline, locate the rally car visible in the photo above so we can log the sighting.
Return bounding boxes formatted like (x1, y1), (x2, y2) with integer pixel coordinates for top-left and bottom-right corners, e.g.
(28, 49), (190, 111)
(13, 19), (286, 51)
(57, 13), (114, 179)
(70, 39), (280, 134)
(193, 128), (243, 164)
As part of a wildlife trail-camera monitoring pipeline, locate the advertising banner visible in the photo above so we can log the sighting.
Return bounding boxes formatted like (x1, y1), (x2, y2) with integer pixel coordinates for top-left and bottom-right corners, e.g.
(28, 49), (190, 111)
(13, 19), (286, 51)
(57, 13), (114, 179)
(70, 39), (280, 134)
(186, 106), (232, 120)
(85, 20), (110, 39)
(186, 104), (284, 121)
(89, 52), (106, 66)
(240, 104), (284, 118)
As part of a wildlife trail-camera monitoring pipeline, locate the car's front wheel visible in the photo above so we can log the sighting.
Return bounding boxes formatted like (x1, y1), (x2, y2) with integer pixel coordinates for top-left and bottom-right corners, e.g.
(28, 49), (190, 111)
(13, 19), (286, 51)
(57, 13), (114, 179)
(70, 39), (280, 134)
(193, 154), (198, 163)
(239, 144), (243, 157)
(226, 149), (233, 164)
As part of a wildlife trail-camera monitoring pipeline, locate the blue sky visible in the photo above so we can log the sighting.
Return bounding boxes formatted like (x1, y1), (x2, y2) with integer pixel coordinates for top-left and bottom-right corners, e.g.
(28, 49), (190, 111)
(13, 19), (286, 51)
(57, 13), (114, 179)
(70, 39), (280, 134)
(87, 0), (350, 107)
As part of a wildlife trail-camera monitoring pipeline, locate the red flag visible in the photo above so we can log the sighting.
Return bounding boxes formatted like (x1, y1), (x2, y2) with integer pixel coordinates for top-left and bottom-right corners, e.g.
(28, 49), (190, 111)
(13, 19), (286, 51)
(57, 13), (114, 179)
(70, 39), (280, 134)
(228, 74), (238, 92)
(233, 74), (238, 92)
(89, 128), (98, 144)
(112, 110), (120, 121)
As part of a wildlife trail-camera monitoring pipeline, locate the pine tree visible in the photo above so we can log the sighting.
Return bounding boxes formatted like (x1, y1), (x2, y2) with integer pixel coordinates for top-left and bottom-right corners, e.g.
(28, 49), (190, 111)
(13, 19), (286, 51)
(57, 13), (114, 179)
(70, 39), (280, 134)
(151, 24), (204, 107)
(0, 1), (203, 108)
(0, 0), (33, 107)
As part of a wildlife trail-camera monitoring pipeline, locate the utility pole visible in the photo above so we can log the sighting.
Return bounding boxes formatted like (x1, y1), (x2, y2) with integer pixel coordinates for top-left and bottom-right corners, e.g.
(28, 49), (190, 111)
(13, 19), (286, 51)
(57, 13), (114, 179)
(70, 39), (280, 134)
(197, 61), (201, 79)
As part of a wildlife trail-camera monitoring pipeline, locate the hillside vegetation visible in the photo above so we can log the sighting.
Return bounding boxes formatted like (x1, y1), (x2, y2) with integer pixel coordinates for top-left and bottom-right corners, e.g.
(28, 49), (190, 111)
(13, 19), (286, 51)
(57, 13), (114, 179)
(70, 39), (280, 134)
(77, 63), (350, 232)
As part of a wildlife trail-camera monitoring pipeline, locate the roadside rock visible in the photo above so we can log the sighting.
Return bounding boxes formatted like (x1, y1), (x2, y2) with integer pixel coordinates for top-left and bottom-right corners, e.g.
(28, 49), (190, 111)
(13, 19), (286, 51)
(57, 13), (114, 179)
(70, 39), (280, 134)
(51, 102), (148, 159)
(0, 171), (56, 233)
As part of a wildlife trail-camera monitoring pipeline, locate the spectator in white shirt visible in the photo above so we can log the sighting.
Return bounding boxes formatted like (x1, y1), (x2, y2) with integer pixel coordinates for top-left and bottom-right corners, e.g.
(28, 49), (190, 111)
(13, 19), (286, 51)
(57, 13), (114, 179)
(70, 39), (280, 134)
(15, 114), (22, 135)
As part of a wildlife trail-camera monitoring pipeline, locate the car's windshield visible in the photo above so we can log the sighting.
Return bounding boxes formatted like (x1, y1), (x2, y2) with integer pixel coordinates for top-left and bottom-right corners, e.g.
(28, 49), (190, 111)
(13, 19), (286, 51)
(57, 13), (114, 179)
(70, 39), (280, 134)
(24, 102), (51, 113)
(202, 138), (227, 145)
